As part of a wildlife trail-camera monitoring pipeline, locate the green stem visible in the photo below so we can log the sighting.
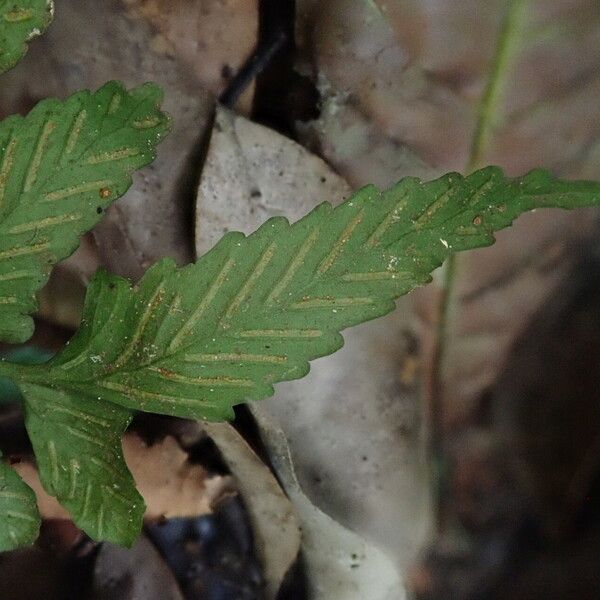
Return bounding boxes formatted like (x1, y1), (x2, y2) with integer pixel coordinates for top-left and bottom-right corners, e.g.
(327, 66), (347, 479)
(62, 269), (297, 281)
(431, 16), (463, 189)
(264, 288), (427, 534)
(428, 0), (529, 524)
(468, 0), (529, 170)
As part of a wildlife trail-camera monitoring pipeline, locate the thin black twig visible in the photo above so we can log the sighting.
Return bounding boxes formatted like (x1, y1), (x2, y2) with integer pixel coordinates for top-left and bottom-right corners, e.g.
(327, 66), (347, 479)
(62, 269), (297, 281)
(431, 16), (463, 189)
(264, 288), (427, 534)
(219, 30), (287, 109)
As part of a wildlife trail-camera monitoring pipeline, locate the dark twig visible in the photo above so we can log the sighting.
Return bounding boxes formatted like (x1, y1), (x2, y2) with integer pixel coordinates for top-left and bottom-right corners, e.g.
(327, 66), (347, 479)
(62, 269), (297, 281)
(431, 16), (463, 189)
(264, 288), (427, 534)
(219, 30), (287, 109)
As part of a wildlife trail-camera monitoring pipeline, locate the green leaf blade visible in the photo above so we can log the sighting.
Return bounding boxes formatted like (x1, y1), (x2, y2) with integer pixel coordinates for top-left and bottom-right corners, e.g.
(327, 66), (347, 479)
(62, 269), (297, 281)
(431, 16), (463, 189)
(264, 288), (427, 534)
(0, 458), (41, 551)
(3, 166), (599, 547)
(0, 81), (170, 343)
(0, 0), (53, 74)
(22, 167), (600, 423)
(20, 383), (143, 545)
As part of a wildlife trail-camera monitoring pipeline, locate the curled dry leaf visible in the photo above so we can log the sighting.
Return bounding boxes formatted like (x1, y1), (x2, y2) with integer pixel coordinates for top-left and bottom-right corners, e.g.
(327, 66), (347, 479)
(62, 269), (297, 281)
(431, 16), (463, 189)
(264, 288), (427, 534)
(265, 313), (432, 566)
(250, 406), (405, 600)
(201, 422), (301, 600)
(195, 108), (432, 567)
(14, 433), (232, 522)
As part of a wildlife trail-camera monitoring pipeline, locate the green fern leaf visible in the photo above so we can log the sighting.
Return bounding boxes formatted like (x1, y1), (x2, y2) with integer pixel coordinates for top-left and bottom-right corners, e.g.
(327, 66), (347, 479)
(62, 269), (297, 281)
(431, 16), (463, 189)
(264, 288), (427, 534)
(0, 0), (53, 74)
(0, 456), (40, 551)
(4, 166), (600, 546)
(0, 81), (170, 343)
(16, 167), (600, 420)
(21, 383), (142, 545)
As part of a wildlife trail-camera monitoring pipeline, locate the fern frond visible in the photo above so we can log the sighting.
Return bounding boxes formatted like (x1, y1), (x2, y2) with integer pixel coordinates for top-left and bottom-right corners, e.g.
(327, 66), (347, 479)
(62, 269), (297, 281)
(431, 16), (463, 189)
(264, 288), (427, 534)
(0, 81), (170, 342)
(5, 166), (600, 545)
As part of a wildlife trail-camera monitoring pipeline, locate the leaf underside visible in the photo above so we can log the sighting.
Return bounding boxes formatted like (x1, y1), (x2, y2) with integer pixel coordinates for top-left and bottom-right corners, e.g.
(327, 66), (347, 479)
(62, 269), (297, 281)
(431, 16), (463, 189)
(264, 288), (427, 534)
(0, 456), (40, 551)
(0, 80), (170, 343)
(22, 383), (142, 545)
(0, 0), (53, 74)
(10, 166), (600, 546)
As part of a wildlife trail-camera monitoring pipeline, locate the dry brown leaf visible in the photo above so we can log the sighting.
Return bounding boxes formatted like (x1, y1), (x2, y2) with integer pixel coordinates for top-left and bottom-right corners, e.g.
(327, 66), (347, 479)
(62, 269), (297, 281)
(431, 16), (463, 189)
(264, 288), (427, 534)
(122, 434), (232, 520)
(122, 0), (258, 114)
(14, 433), (232, 522)
(418, 0), (600, 427)
(11, 462), (68, 521)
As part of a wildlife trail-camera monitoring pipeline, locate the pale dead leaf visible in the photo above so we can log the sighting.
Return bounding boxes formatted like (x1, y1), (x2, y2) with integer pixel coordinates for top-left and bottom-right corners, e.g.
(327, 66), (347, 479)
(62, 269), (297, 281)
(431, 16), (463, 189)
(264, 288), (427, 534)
(201, 421), (301, 600)
(195, 106), (352, 255)
(249, 406), (405, 600)
(295, 0), (473, 183)
(264, 312), (433, 565)
(297, 100), (436, 190)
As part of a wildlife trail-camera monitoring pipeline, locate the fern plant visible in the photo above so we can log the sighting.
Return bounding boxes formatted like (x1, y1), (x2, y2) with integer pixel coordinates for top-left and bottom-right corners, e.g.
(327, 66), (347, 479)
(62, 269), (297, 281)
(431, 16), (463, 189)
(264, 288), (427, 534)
(1, 2), (600, 551)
